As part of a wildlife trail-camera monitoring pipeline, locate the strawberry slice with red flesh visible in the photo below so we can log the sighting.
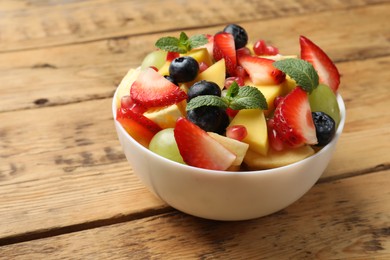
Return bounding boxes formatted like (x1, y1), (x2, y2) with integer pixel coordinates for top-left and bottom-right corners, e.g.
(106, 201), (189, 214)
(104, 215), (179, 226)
(273, 87), (317, 147)
(213, 32), (237, 76)
(130, 67), (187, 108)
(300, 36), (340, 93)
(174, 117), (236, 171)
(116, 108), (162, 147)
(238, 55), (286, 85)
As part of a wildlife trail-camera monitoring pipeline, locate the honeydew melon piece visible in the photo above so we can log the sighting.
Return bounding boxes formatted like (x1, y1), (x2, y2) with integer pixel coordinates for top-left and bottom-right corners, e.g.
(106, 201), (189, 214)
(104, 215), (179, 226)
(195, 59), (226, 90)
(229, 109), (268, 156)
(243, 145), (315, 170)
(115, 67), (141, 108)
(141, 50), (167, 70)
(208, 132), (249, 166)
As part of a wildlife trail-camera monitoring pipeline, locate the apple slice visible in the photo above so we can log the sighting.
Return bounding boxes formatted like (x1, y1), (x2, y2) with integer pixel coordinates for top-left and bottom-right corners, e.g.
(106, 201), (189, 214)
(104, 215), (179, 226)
(208, 132), (249, 166)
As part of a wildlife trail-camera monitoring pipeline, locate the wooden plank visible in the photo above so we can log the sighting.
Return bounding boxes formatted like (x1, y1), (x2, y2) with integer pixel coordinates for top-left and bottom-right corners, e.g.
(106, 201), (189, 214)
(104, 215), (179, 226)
(0, 4), (389, 113)
(0, 53), (389, 239)
(0, 0), (386, 52)
(0, 170), (388, 259)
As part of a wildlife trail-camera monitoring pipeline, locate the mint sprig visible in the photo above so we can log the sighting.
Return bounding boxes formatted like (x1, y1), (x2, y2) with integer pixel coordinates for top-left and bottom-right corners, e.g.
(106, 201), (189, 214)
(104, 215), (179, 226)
(273, 58), (319, 93)
(186, 82), (268, 111)
(155, 32), (208, 54)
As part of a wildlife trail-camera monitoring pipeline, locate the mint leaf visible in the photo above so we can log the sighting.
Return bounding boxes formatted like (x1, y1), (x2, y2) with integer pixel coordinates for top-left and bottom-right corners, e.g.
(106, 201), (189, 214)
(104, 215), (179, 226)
(155, 33), (208, 54)
(226, 81), (240, 99)
(188, 34), (208, 49)
(230, 86), (268, 110)
(273, 59), (319, 93)
(186, 95), (228, 111)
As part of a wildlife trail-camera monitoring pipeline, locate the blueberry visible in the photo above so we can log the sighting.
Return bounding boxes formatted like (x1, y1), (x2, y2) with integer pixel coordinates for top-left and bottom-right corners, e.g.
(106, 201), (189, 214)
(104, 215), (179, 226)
(187, 106), (229, 134)
(223, 24), (248, 49)
(312, 111), (336, 146)
(169, 56), (199, 83)
(187, 80), (221, 101)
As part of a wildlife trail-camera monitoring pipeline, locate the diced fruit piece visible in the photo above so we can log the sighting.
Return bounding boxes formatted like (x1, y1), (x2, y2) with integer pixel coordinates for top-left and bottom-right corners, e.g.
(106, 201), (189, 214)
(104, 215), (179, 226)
(141, 50), (167, 70)
(144, 101), (185, 129)
(120, 95), (147, 114)
(166, 51), (179, 61)
(281, 75), (297, 95)
(309, 84), (341, 127)
(267, 118), (285, 152)
(130, 67), (187, 108)
(244, 78), (283, 115)
(229, 109), (269, 156)
(300, 35), (340, 93)
(273, 87), (317, 147)
(116, 108), (162, 147)
(226, 125), (247, 141)
(187, 80), (221, 101)
(312, 111), (336, 146)
(213, 32), (237, 75)
(244, 145), (315, 170)
(174, 117), (236, 170)
(149, 128), (185, 164)
(225, 76), (245, 88)
(238, 55), (286, 85)
(223, 24), (248, 49)
(208, 132), (249, 166)
(253, 40), (279, 56)
(187, 106), (229, 135)
(183, 48), (213, 67)
(115, 68), (141, 108)
(169, 56), (199, 83)
(158, 61), (170, 76)
(195, 59), (226, 90)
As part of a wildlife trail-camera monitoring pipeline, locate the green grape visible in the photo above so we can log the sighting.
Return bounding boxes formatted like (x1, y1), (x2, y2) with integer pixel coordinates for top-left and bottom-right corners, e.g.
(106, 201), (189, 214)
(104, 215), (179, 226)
(309, 84), (341, 127)
(149, 128), (185, 164)
(141, 50), (167, 70)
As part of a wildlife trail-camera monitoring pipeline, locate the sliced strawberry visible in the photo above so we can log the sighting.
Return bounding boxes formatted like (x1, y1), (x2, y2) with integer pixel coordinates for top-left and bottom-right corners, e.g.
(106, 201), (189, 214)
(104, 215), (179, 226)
(273, 87), (317, 147)
(120, 95), (147, 114)
(130, 67), (187, 108)
(174, 117), (236, 170)
(116, 108), (162, 147)
(166, 51), (179, 61)
(238, 55), (285, 85)
(300, 36), (340, 93)
(213, 32), (237, 76)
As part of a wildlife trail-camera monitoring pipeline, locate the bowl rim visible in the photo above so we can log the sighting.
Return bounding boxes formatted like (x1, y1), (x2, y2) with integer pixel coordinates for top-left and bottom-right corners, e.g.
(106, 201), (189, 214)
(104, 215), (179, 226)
(112, 85), (346, 176)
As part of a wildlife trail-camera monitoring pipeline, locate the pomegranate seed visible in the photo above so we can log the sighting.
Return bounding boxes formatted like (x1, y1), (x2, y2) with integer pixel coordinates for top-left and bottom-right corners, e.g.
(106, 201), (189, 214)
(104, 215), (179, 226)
(226, 107), (239, 118)
(253, 39), (279, 56)
(236, 47), (251, 57)
(226, 125), (247, 141)
(166, 52), (179, 61)
(267, 118), (285, 151)
(198, 62), (209, 73)
(225, 77), (245, 89)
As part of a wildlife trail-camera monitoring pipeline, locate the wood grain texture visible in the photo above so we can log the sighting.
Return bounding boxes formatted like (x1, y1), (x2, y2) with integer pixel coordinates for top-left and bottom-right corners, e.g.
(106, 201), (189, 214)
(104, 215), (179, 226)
(0, 55), (389, 239)
(0, 0), (386, 52)
(0, 3), (389, 112)
(0, 170), (388, 259)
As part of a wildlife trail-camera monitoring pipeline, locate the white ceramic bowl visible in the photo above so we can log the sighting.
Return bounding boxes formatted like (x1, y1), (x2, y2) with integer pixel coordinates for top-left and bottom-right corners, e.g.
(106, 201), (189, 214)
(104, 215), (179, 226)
(112, 90), (346, 221)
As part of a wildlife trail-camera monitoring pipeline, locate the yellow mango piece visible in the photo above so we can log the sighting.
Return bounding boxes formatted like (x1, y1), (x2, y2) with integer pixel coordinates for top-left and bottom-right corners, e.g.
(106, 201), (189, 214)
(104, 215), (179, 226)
(281, 75), (297, 95)
(244, 145), (315, 170)
(244, 78), (283, 115)
(158, 61), (171, 76)
(182, 48), (213, 67)
(229, 109), (268, 156)
(195, 59), (226, 90)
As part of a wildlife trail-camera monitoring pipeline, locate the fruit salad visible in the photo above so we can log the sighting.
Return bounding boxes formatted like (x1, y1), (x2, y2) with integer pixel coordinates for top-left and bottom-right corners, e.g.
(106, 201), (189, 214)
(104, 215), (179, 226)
(115, 24), (341, 171)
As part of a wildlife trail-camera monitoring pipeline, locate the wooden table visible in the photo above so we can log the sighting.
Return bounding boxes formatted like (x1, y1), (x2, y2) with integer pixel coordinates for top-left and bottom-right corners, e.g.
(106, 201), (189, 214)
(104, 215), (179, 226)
(1, 0), (389, 259)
